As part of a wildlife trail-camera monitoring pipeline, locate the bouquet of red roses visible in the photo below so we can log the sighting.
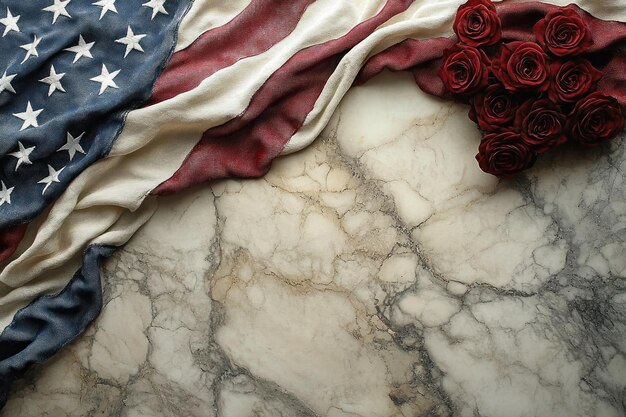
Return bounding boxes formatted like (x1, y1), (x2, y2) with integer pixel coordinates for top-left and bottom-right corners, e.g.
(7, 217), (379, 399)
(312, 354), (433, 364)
(439, 0), (625, 178)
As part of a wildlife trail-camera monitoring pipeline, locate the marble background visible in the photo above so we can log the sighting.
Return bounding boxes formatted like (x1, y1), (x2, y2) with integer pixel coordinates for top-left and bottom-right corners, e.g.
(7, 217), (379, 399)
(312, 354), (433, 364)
(2, 71), (626, 417)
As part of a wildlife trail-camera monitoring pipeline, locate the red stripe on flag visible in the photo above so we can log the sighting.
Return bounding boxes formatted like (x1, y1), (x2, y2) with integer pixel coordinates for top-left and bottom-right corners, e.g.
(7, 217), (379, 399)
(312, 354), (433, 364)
(356, 36), (456, 98)
(153, 0), (413, 195)
(146, 0), (316, 105)
(599, 54), (626, 108)
(0, 224), (27, 264)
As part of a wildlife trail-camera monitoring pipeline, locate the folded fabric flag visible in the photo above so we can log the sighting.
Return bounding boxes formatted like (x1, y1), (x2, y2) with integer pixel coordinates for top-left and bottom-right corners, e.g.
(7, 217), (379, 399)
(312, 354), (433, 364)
(0, 0), (624, 409)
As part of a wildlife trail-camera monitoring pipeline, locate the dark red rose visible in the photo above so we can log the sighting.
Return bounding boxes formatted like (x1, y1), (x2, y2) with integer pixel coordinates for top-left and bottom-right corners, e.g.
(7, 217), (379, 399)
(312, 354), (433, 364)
(548, 59), (603, 104)
(476, 131), (537, 177)
(514, 99), (567, 153)
(439, 44), (490, 96)
(569, 92), (625, 147)
(491, 42), (550, 92)
(453, 0), (502, 47)
(469, 84), (520, 131)
(534, 6), (593, 57)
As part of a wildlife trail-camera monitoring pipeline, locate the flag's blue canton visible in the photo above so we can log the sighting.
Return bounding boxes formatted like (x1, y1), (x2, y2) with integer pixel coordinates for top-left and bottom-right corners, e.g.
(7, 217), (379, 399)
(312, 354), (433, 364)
(0, 0), (193, 230)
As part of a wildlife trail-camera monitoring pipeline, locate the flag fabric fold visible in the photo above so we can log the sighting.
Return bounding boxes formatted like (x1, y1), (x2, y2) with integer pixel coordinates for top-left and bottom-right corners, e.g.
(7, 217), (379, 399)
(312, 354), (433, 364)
(0, 244), (115, 408)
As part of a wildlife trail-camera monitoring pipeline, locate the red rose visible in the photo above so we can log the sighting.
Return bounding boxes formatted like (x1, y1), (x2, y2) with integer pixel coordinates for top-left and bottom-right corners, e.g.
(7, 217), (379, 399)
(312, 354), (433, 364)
(439, 44), (490, 96)
(453, 0), (502, 47)
(569, 92), (625, 147)
(514, 99), (567, 153)
(469, 84), (520, 131)
(476, 131), (537, 177)
(548, 59), (603, 104)
(491, 42), (550, 92)
(534, 6), (593, 57)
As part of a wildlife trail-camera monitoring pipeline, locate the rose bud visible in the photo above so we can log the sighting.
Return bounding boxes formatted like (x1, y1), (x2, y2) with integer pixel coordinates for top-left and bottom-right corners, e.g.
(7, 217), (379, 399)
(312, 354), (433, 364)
(470, 84), (521, 132)
(439, 44), (490, 96)
(548, 59), (603, 104)
(476, 131), (538, 177)
(569, 92), (625, 147)
(453, 0), (502, 47)
(491, 42), (550, 92)
(515, 99), (568, 153)
(534, 6), (593, 57)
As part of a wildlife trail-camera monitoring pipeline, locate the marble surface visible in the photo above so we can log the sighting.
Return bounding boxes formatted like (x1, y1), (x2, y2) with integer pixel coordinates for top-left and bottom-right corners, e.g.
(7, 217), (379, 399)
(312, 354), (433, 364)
(3, 71), (626, 417)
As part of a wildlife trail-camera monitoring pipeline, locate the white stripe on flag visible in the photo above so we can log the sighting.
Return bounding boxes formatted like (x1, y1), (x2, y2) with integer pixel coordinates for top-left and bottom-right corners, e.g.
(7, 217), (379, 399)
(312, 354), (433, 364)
(174, 0), (253, 52)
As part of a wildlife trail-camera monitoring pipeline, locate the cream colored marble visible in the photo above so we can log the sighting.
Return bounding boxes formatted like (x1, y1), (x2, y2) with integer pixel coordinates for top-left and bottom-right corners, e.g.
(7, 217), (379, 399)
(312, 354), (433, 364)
(3, 71), (626, 417)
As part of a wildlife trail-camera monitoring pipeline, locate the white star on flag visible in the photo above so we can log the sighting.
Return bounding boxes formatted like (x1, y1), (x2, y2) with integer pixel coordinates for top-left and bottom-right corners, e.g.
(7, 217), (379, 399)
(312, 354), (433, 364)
(64, 35), (95, 63)
(43, 0), (72, 24)
(142, 0), (168, 20)
(0, 181), (14, 207)
(20, 35), (41, 64)
(13, 101), (43, 131)
(90, 64), (120, 95)
(92, 0), (117, 20)
(9, 141), (35, 171)
(0, 7), (20, 37)
(38, 165), (64, 195)
(115, 26), (146, 58)
(0, 71), (16, 94)
(58, 132), (86, 161)
(39, 65), (66, 96)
